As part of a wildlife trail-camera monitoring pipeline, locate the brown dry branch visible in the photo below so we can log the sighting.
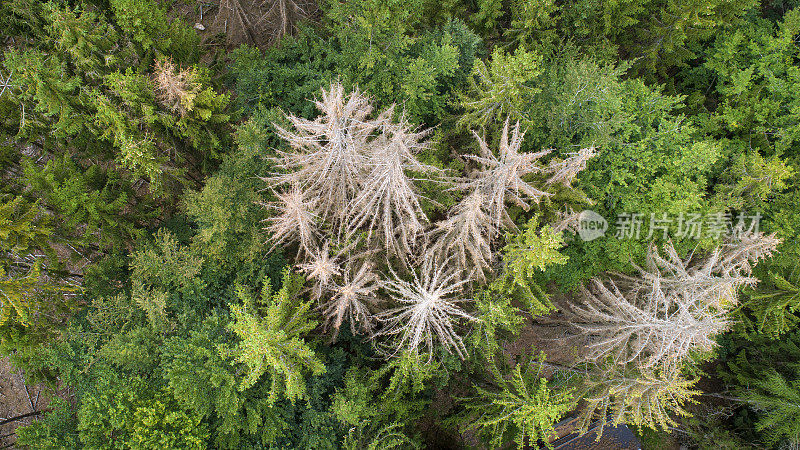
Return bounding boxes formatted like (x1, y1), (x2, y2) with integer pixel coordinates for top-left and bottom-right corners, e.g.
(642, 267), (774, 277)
(210, 0), (315, 48)
(459, 119), (553, 232)
(271, 83), (388, 231)
(568, 278), (729, 368)
(546, 146), (596, 187)
(152, 59), (199, 116)
(428, 120), (593, 281)
(297, 241), (341, 300)
(552, 206), (581, 234)
(425, 190), (497, 282)
(347, 117), (438, 259)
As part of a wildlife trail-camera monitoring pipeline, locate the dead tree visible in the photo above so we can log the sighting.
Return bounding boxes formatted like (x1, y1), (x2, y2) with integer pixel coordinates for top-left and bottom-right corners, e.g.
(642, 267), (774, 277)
(209, 0), (316, 48)
(346, 115), (437, 260)
(377, 255), (475, 360)
(270, 83), (391, 232)
(563, 233), (780, 369)
(321, 259), (379, 336)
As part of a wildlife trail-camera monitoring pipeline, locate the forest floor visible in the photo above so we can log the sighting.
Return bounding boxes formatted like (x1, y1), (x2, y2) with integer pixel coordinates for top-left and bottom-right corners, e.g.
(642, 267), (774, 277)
(0, 357), (54, 449)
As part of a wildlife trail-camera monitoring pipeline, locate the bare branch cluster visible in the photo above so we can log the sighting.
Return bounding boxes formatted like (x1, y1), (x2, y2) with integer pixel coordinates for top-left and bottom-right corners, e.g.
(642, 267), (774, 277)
(377, 256), (475, 359)
(425, 191), (496, 282)
(267, 83), (433, 257)
(546, 146), (597, 187)
(322, 259), (379, 335)
(429, 119), (594, 279)
(263, 82), (443, 344)
(564, 233), (780, 369)
(348, 116), (438, 259)
(262, 82), (594, 358)
(152, 58), (199, 116)
(210, 0), (316, 48)
(270, 83), (383, 228)
(261, 185), (319, 257)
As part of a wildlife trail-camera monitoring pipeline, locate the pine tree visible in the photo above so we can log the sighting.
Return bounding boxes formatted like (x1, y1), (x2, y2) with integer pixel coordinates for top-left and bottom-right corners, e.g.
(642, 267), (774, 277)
(458, 47), (542, 129)
(741, 269), (800, 338)
(0, 196), (75, 347)
(427, 120), (591, 281)
(460, 119), (553, 232)
(426, 190), (497, 282)
(225, 269), (326, 403)
(576, 362), (698, 435)
(321, 259), (379, 336)
(270, 83), (385, 228)
(738, 367), (800, 448)
(346, 116), (436, 259)
(719, 326), (800, 448)
(458, 354), (573, 449)
(567, 233), (779, 436)
(493, 216), (568, 315)
(262, 185), (320, 257)
(23, 155), (138, 249)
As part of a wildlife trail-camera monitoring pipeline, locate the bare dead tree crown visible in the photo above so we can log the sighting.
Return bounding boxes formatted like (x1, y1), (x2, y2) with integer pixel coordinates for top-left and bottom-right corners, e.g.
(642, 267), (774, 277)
(263, 82), (597, 358)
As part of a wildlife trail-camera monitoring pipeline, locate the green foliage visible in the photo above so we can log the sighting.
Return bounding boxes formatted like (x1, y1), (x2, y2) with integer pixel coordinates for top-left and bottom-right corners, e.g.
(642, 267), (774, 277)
(224, 269), (325, 402)
(23, 155), (142, 248)
(0, 196), (51, 265)
(154, 59), (232, 165)
(459, 45), (543, 130)
(738, 367), (800, 447)
(4, 47), (85, 137)
(342, 422), (419, 450)
(501, 0), (758, 77)
(523, 55), (630, 150)
(697, 8), (800, 157)
(460, 49), (630, 151)
(76, 369), (208, 449)
(2, 0), (230, 213)
(332, 351), (444, 430)
(231, 14), (480, 124)
(681, 7), (800, 262)
(108, 0), (200, 62)
(740, 269), (800, 338)
(15, 398), (79, 449)
(161, 313), (289, 448)
(0, 196), (77, 355)
(715, 326), (800, 447)
(468, 289), (526, 360)
(131, 229), (204, 296)
(184, 109), (283, 270)
(456, 353), (572, 449)
(7, 2), (800, 449)
(324, 0), (457, 122)
(493, 217), (567, 314)
(229, 29), (339, 118)
(575, 363), (699, 435)
(549, 77), (724, 287)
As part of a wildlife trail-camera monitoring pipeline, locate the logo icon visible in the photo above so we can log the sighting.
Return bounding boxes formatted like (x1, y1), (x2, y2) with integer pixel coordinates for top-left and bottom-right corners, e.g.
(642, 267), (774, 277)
(578, 210), (607, 241)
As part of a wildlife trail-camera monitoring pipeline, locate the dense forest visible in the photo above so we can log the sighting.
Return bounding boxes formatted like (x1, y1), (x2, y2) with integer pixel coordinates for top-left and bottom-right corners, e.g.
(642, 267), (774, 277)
(0, 0), (799, 448)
